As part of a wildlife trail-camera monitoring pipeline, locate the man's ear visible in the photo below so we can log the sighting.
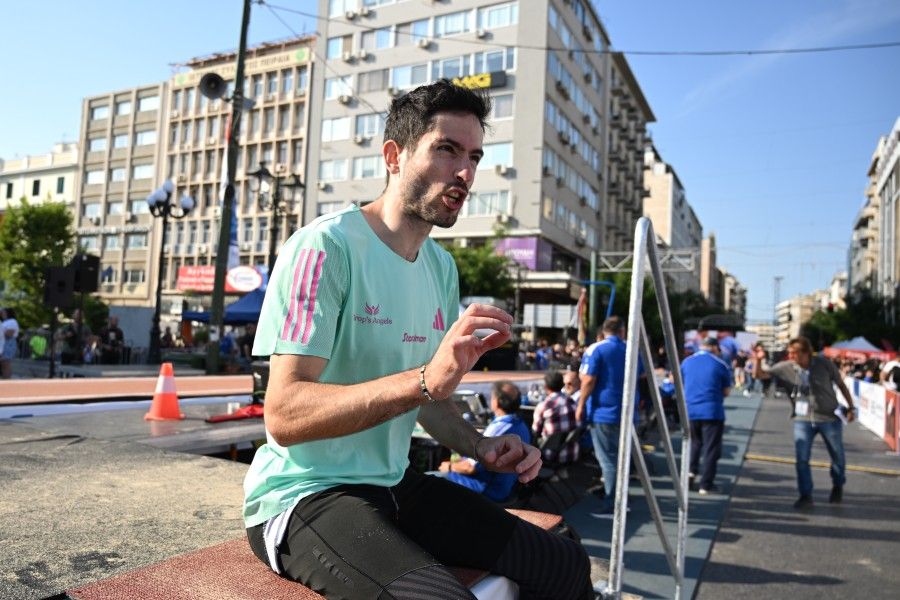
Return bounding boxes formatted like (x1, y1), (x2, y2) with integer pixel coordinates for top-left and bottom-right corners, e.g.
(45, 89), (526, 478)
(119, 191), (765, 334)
(383, 140), (402, 175)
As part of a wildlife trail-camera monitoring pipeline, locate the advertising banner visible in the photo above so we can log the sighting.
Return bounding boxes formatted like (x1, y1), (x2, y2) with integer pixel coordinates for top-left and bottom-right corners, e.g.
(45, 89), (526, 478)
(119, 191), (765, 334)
(885, 390), (899, 453)
(851, 379), (886, 439)
(176, 265), (262, 293)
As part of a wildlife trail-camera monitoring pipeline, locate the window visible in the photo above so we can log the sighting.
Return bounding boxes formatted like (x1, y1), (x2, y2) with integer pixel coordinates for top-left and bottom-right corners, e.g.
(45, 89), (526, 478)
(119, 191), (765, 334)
(5, 183), (12, 198)
(249, 110), (260, 135)
(325, 76), (352, 99)
(104, 235), (120, 250)
(293, 103), (306, 131)
(319, 159), (348, 182)
(56, 176), (65, 194)
(116, 100), (132, 116)
(356, 112), (386, 138)
(264, 108), (275, 133)
(277, 141), (288, 165)
(129, 198), (150, 214)
(479, 142), (512, 169)
(251, 75), (263, 98)
(397, 19), (429, 45)
(83, 203), (101, 218)
(194, 119), (204, 145)
(463, 190), (509, 217)
(478, 2), (518, 29)
(138, 95), (160, 112)
(358, 69), (389, 93)
(327, 35), (352, 59)
(434, 10), (471, 37)
(392, 63), (428, 89)
(491, 93), (514, 119)
(172, 89), (182, 112)
(110, 167), (126, 182)
(318, 201), (345, 216)
(432, 56), (467, 80)
(91, 105), (109, 120)
(123, 269), (146, 284)
(266, 72), (278, 96)
(85, 170), (104, 185)
(126, 233), (148, 248)
(282, 69), (293, 95)
(328, 0), (354, 16)
(32, 180), (40, 196)
(242, 219), (253, 243)
(134, 130), (157, 146)
(88, 137), (107, 152)
(352, 155), (386, 179)
(297, 66), (309, 93)
(132, 164), (153, 180)
(363, 0), (395, 6)
(473, 48), (515, 73)
(181, 121), (192, 144)
(321, 117), (351, 142)
(101, 267), (117, 284)
(107, 201), (124, 215)
(205, 150), (216, 176)
(361, 27), (392, 50)
(278, 107), (289, 133)
(79, 236), (99, 251)
(261, 143), (273, 164)
(113, 134), (128, 149)
(208, 116), (219, 139)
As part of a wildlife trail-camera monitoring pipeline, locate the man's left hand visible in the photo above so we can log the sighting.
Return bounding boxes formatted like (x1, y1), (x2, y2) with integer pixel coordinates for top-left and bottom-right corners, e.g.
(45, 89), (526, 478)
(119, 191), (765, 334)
(475, 434), (542, 483)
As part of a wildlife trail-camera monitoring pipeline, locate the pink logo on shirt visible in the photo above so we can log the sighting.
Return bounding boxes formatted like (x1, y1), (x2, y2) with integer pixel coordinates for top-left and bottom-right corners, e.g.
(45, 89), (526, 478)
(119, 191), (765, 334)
(365, 303), (380, 316)
(432, 308), (445, 331)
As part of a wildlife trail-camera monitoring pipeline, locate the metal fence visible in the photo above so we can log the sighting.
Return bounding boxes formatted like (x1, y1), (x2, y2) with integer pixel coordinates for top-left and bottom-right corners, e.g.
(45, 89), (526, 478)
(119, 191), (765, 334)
(601, 217), (692, 600)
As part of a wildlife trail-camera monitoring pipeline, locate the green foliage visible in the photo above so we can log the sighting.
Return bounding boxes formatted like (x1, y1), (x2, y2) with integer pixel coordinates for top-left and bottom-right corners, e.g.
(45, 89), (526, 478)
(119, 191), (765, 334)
(443, 241), (513, 299)
(81, 295), (110, 333)
(0, 198), (75, 328)
(800, 289), (900, 351)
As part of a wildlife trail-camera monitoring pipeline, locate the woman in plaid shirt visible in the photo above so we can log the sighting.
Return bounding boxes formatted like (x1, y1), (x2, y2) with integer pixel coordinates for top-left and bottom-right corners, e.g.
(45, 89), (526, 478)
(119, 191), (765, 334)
(532, 370), (580, 463)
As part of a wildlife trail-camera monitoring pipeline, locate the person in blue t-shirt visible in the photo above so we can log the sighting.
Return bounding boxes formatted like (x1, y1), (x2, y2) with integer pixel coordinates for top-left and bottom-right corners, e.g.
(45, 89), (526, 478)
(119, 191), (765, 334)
(681, 337), (733, 494)
(440, 380), (531, 502)
(576, 316), (642, 516)
(717, 332), (740, 369)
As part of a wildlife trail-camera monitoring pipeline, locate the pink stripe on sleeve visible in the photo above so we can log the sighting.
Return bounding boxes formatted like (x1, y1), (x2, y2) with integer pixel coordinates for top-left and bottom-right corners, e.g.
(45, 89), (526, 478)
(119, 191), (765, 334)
(289, 249), (317, 342)
(300, 251), (326, 344)
(280, 248), (309, 341)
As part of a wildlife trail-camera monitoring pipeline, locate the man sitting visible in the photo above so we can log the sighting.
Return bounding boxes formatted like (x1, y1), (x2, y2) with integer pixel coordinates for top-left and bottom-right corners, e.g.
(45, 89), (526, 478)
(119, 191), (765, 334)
(532, 370), (579, 464)
(440, 381), (531, 502)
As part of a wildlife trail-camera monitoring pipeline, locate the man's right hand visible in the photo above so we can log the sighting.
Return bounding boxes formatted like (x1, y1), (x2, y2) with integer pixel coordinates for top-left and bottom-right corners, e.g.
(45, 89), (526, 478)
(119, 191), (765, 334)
(423, 304), (512, 400)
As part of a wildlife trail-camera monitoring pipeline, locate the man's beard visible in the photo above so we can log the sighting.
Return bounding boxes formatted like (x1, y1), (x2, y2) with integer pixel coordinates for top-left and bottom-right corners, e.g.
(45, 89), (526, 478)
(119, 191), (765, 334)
(399, 173), (459, 229)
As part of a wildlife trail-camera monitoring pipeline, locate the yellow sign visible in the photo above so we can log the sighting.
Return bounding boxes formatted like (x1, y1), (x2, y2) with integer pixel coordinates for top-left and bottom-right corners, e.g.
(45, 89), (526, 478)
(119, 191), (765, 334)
(451, 71), (507, 90)
(172, 47), (311, 88)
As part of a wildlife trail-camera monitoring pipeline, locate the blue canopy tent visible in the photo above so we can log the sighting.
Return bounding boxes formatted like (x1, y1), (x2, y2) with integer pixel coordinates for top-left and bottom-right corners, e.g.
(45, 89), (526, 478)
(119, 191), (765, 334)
(182, 288), (266, 325)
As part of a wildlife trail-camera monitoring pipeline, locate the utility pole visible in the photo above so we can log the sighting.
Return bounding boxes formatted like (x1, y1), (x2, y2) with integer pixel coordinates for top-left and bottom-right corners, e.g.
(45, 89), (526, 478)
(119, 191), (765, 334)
(773, 275), (783, 350)
(206, 0), (251, 375)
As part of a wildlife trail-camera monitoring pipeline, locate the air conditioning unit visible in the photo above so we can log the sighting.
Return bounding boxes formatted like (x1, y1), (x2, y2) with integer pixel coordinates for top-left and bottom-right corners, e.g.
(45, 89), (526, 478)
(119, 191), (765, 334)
(574, 235), (586, 246)
(579, 195), (587, 206)
(197, 244), (207, 253)
(494, 164), (508, 176)
(555, 176), (564, 187)
(582, 113), (591, 124)
(584, 72), (593, 84)
(124, 211), (134, 222)
(582, 24), (593, 42)
(213, 206), (222, 217)
(592, 125), (599, 136)
(266, 94), (277, 103)
(475, 29), (488, 39)
(274, 163), (286, 173)
(542, 165), (551, 177)
(359, 6), (371, 17)
(208, 136), (217, 145)
(90, 216), (102, 225)
(342, 51), (355, 63)
(345, 10), (358, 20)
(176, 174), (187, 183)
(317, 181), (329, 190)
(353, 134), (366, 144)
(387, 87), (400, 96)
(163, 244), (170, 253)
(357, 49), (370, 61)
(496, 213), (510, 224)
(558, 131), (570, 145)
(416, 38), (432, 49)
(338, 94), (352, 105)
(171, 109), (179, 118)
(241, 242), (252, 251)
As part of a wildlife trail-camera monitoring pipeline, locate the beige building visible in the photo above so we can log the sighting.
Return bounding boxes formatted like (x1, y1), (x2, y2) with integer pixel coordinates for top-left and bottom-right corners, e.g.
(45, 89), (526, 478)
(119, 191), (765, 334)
(642, 143), (702, 293)
(722, 271), (746, 321)
(849, 137), (883, 296)
(310, 0), (653, 305)
(1, 142), (79, 212)
(775, 292), (826, 349)
(700, 234), (721, 306)
(745, 322), (777, 352)
(875, 117), (900, 324)
(74, 39), (315, 319)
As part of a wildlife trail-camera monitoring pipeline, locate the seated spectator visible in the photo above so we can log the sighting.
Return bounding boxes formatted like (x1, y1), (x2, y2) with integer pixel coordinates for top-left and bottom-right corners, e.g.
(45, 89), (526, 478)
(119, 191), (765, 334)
(532, 370), (579, 464)
(438, 381), (531, 502)
(881, 359), (900, 391)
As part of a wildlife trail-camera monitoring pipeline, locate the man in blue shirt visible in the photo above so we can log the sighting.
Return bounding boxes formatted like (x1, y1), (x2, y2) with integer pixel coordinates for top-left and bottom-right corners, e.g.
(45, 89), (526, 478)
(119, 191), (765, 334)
(440, 381), (531, 502)
(577, 316), (639, 516)
(681, 337), (733, 494)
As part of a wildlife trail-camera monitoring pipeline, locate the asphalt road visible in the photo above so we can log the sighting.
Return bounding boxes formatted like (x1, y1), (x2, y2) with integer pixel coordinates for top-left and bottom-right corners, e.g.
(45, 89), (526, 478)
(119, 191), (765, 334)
(695, 391), (900, 599)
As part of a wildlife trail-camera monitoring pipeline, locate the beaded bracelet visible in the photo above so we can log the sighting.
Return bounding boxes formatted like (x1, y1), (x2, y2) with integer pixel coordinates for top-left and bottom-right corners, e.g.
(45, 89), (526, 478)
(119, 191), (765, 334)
(419, 364), (435, 403)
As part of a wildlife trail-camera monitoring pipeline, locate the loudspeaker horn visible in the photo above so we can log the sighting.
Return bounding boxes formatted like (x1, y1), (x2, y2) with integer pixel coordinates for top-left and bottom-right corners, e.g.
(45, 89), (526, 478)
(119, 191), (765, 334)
(199, 72), (227, 100)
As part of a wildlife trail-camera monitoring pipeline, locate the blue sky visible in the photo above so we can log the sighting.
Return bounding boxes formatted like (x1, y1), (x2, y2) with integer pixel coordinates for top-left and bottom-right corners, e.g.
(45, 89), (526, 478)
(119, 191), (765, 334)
(2, 0), (899, 322)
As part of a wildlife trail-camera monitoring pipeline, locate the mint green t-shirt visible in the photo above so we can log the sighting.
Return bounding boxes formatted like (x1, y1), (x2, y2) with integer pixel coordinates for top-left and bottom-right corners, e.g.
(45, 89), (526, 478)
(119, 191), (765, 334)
(243, 205), (460, 527)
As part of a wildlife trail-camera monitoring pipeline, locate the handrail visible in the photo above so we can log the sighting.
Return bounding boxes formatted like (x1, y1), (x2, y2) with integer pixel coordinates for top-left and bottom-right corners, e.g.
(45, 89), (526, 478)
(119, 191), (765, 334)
(601, 217), (692, 600)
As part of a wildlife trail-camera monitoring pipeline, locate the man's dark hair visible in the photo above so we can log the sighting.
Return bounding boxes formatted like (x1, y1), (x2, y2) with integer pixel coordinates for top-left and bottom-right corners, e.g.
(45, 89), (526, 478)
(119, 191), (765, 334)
(383, 79), (492, 152)
(492, 380), (521, 413)
(601, 316), (624, 336)
(544, 370), (564, 392)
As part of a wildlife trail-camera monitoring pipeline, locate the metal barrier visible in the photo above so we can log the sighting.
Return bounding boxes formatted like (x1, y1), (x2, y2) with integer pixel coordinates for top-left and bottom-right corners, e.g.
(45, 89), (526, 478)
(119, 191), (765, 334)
(601, 217), (692, 600)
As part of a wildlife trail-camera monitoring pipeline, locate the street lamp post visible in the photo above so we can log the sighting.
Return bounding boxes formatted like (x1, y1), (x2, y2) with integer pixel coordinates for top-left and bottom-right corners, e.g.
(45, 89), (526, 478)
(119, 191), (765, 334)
(248, 161), (305, 274)
(146, 180), (195, 364)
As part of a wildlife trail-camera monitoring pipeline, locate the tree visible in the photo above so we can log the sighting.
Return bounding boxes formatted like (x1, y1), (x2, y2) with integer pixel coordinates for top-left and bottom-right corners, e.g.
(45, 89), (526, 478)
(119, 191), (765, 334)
(443, 241), (513, 300)
(801, 289), (900, 351)
(0, 198), (75, 328)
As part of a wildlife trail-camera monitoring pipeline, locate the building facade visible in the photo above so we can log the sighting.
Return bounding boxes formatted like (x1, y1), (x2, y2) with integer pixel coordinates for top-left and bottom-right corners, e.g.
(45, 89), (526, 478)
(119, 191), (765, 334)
(1, 142), (79, 213)
(311, 0), (653, 306)
(722, 271), (746, 321)
(875, 117), (900, 325)
(848, 137), (883, 297)
(642, 143), (702, 293)
(700, 234), (721, 307)
(745, 322), (777, 353)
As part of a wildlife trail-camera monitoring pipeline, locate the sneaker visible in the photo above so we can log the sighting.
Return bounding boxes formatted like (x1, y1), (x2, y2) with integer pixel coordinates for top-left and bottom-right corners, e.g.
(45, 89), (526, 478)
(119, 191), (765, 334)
(793, 495), (814, 510)
(698, 485), (719, 496)
(829, 485), (843, 504)
(589, 507), (631, 519)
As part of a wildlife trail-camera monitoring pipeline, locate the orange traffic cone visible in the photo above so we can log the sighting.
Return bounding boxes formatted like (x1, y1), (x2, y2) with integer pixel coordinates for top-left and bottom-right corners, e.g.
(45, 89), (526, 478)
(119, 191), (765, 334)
(145, 362), (184, 421)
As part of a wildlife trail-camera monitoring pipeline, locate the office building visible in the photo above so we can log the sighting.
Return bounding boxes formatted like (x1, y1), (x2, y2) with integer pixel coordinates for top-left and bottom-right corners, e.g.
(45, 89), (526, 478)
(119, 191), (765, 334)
(875, 117), (899, 325)
(311, 0), (653, 307)
(1, 142), (79, 213)
(848, 137), (883, 297)
(722, 271), (746, 321)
